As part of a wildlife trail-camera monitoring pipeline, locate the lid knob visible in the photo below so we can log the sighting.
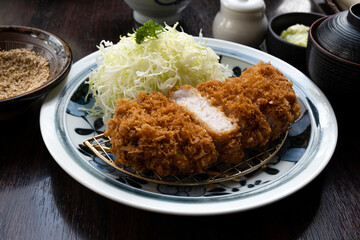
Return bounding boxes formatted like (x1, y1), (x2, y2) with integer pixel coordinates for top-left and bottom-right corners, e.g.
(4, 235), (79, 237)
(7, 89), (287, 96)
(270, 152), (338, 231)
(347, 3), (360, 29)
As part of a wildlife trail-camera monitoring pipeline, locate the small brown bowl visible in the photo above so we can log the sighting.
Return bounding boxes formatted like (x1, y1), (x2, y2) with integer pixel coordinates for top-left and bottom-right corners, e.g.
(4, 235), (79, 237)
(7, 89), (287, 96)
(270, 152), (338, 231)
(0, 25), (72, 120)
(306, 4), (360, 98)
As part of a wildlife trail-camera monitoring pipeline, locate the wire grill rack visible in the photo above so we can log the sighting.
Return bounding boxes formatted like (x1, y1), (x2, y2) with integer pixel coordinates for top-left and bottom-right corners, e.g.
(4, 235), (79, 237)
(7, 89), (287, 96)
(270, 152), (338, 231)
(83, 132), (287, 186)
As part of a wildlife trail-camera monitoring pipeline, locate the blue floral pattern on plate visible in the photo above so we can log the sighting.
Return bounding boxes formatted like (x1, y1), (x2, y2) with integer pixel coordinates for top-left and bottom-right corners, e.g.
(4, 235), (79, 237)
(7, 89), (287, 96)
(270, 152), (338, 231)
(41, 38), (337, 214)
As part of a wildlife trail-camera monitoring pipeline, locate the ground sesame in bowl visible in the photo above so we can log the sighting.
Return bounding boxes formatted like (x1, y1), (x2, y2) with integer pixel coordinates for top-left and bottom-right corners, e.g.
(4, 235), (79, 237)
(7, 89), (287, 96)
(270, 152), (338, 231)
(0, 48), (50, 100)
(0, 25), (72, 120)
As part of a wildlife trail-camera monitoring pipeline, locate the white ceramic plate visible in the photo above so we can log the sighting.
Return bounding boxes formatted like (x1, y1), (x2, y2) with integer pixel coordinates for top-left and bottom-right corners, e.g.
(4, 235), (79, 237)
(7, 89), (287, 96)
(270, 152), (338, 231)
(40, 37), (337, 215)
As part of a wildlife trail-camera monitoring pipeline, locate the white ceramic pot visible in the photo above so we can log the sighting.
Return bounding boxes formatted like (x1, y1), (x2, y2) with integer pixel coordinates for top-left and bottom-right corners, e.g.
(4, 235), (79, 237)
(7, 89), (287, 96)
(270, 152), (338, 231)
(212, 0), (268, 48)
(125, 0), (192, 25)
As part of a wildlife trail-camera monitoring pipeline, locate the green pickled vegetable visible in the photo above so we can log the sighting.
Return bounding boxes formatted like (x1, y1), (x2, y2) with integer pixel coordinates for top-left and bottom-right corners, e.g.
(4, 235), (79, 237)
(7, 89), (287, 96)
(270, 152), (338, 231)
(280, 24), (309, 47)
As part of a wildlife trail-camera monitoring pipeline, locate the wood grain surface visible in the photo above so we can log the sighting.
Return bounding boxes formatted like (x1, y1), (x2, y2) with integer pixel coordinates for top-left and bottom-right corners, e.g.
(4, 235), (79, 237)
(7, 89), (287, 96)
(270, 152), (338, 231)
(0, 0), (359, 239)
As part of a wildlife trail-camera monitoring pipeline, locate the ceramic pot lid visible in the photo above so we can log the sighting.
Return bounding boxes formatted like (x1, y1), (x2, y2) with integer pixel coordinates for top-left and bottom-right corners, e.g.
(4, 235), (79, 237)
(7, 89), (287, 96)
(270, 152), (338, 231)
(221, 0), (265, 12)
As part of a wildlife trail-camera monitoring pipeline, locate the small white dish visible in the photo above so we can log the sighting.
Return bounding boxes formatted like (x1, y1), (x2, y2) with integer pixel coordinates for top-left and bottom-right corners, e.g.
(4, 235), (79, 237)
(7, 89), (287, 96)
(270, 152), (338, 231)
(124, 0), (192, 25)
(40, 37), (337, 215)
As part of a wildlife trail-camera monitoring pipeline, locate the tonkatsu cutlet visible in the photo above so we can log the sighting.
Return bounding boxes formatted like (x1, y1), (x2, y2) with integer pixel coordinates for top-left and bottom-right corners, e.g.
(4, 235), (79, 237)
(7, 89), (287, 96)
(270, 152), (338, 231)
(197, 79), (271, 149)
(105, 91), (218, 176)
(104, 61), (300, 176)
(229, 61), (301, 139)
(171, 85), (244, 164)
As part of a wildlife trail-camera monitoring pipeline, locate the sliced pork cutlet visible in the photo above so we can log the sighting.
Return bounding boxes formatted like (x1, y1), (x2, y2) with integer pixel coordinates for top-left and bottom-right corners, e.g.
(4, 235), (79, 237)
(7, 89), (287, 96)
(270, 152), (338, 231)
(230, 61), (301, 139)
(105, 91), (218, 176)
(170, 85), (244, 164)
(197, 79), (271, 149)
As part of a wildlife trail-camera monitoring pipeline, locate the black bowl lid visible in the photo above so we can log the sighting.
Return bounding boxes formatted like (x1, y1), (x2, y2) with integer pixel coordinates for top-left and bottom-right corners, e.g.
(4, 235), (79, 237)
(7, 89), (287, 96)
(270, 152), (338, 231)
(315, 3), (360, 64)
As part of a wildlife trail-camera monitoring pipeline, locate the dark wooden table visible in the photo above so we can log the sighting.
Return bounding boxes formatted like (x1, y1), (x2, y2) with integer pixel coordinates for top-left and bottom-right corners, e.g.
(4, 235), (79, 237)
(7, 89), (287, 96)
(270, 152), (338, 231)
(1, 0), (359, 239)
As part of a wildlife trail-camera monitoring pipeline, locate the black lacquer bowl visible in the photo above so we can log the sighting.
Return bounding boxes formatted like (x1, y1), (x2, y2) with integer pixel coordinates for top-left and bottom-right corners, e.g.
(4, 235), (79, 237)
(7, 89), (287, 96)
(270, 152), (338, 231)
(0, 26), (72, 120)
(306, 3), (360, 97)
(266, 12), (324, 74)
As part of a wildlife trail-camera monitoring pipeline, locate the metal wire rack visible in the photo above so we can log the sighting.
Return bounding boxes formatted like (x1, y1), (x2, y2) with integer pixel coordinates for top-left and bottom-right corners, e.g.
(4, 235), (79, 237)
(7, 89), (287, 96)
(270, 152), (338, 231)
(83, 132), (288, 186)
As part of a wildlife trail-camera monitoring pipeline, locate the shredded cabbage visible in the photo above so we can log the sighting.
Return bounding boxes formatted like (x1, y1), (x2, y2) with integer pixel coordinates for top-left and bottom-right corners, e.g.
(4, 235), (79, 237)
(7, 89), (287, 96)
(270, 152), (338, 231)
(86, 23), (232, 124)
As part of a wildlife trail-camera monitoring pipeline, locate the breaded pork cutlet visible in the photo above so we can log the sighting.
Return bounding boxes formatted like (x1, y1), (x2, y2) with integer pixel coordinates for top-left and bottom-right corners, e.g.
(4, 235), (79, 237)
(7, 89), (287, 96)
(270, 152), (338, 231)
(197, 79), (271, 149)
(105, 91), (218, 176)
(229, 61), (301, 139)
(171, 85), (244, 164)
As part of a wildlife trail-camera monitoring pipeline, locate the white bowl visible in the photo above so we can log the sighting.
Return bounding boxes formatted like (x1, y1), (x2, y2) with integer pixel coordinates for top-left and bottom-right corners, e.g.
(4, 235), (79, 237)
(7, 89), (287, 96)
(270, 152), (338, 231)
(125, 0), (192, 25)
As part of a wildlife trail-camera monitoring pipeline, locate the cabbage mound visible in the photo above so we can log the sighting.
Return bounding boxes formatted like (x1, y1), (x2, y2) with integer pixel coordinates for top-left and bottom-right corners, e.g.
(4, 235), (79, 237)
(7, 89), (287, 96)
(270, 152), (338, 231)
(87, 23), (232, 124)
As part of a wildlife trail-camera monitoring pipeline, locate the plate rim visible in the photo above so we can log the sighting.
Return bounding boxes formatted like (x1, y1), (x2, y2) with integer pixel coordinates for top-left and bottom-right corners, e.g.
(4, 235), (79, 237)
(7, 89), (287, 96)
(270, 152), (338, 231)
(40, 37), (338, 215)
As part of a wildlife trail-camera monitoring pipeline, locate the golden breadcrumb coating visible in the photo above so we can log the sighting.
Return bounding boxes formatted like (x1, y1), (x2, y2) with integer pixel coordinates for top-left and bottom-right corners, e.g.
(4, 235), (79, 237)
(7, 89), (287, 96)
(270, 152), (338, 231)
(105, 91), (218, 176)
(197, 79), (271, 149)
(229, 61), (301, 139)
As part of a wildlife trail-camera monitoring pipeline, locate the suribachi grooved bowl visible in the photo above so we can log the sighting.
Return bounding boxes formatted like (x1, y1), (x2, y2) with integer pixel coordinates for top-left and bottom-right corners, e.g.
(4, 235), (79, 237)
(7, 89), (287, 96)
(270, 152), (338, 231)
(0, 25), (72, 120)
